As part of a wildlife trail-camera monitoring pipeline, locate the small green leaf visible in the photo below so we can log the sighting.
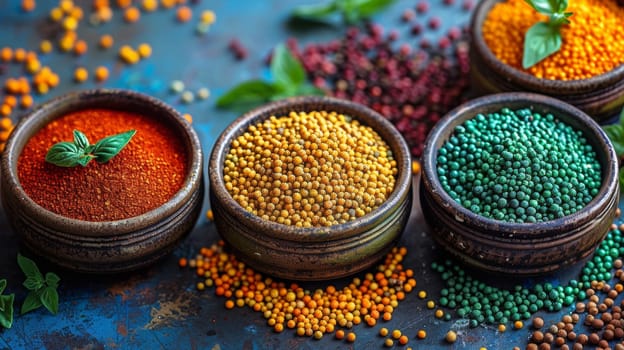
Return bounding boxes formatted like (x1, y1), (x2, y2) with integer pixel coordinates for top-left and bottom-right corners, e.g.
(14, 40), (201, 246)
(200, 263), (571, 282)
(17, 254), (43, 282)
(45, 273), (61, 289)
(45, 141), (84, 167)
(91, 129), (136, 163)
(291, 1), (338, 21)
(216, 80), (279, 109)
(40, 286), (59, 315)
(0, 279), (6, 295)
(0, 294), (14, 329)
(523, 0), (562, 15)
(295, 84), (326, 96)
(20, 290), (42, 315)
(619, 168), (624, 190)
(350, 0), (395, 17)
(271, 44), (306, 91)
(522, 22), (562, 69)
(73, 130), (90, 151)
(22, 276), (43, 291)
(603, 124), (624, 157)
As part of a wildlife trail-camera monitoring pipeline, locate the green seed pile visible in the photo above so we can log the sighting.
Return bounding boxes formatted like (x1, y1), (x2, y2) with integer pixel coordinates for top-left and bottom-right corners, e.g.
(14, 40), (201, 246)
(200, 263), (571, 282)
(436, 107), (602, 223)
(433, 210), (624, 336)
(224, 110), (397, 227)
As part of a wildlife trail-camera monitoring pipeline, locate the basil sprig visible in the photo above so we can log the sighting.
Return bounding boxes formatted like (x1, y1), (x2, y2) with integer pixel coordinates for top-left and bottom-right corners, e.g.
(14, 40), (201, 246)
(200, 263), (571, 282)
(292, 0), (396, 25)
(522, 0), (573, 69)
(0, 254), (62, 329)
(45, 129), (136, 167)
(216, 43), (324, 111)
(0, 279), (15, 329)
(18, 254), (61, 315)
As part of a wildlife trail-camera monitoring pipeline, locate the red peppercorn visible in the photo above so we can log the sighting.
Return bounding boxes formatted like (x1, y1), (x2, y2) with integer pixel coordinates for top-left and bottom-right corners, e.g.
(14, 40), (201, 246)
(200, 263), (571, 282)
(416, 1), (429, 13)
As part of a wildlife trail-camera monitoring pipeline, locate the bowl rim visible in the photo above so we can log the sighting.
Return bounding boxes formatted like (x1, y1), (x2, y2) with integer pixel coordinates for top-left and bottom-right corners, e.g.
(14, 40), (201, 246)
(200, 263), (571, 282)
(1, 88), (203, 236)
(421, 92), (619, 235)
(470, 0), (624, 93)
(208, 96), (412, 242)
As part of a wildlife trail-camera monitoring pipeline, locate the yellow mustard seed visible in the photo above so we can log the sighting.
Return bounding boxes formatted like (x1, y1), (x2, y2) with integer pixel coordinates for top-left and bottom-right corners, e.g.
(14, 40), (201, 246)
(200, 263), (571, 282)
(223, 110), (397, 228)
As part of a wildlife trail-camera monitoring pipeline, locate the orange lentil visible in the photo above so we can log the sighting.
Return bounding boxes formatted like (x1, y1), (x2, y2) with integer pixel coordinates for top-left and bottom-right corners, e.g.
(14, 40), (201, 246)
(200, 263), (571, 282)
(346, 332), (356, 342)
(398, 335), (409, 345)
(69, 6), (83, 20)
(417, 329), (426, 339)
(99, 34), (114, 49)
(142, 0), (158, 11)
(123, 6), (141, 23)
(0, 47), (13, 62)
(116, 0), (132, 8)
(176, 6), (192, 22)
(96, 7), (113, 22)
(39, 40), (53, 54)
(178, 257), (188, 267)
(62, 16), (78, 31)
(160, 0), (176, 8)
(224, 300), (235, 309)
(59, 0), (73, 13)
(482, 0), (624, 80)
(73, 67), (88, 82)
(200, 10), (216, 24)
(137, 43), (152, 58)
(4, 96), (17, 108)
(94, 66), (109, 82)
(59, 35), (75, 52)
(20, 95), (33, 109)
(73, 40), (88, 56)
(514, 320), (524, 329)
(21, 0), (36, 12)
(0, 105), (11, 117)
(13, 48), (26, 62)
(49, 7), (63, 21)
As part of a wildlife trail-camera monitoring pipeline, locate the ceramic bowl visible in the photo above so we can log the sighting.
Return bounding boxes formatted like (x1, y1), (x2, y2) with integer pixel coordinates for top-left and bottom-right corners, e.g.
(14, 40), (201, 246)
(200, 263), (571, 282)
(0, 89), (204, 273)
(209, 96), (412, 281)
(420, 92), (619, 275)
(469, 0), (624, 123)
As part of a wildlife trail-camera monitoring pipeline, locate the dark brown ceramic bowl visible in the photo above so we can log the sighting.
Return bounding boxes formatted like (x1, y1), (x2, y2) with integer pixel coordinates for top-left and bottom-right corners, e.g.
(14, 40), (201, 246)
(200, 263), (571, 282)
(209, 96), (412, 281)
(0, 89), (204, 273)
(470, 0), (624, 122)
(420, 92), (619, 275)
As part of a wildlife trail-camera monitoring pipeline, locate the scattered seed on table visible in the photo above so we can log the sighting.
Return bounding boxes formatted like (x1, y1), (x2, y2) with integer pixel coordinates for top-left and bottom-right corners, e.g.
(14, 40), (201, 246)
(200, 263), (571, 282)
(445, 330), (457, 343)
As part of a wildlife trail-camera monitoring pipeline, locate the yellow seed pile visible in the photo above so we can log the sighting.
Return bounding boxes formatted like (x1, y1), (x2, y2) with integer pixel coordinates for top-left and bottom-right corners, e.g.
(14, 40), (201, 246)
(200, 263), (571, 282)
(224, 110), (398, 227)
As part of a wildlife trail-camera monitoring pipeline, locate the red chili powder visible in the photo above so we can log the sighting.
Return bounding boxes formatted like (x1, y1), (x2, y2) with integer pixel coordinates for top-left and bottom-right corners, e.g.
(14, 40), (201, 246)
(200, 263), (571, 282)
(17, 108), (188, 221)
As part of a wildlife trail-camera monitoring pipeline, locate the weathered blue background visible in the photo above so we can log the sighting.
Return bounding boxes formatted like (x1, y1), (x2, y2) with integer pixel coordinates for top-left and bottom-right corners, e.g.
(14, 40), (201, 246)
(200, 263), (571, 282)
(0, 1), (604, 349)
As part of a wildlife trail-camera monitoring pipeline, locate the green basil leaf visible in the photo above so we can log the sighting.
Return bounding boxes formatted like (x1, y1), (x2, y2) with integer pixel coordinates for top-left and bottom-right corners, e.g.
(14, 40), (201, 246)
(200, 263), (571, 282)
(76, 155), (94, 167)
(291, 1), (338, 21)
(45, 141), (83, 167)
(73, 130), (90, 151)
(17, 254), (43, 282)
(295, 84), (326, 96)
(40, 286), (59, 315)
(0, 294), (14, 329)
(216, 80), (279, 109)
(20, 290), (42, 315)
(91, 129), (136, 163)
(523, 0), (560, 15)
(522, 22), (562, 69)
(603, 124), (624, 157)
(23, 276), (43, 291)
(351, 0), (395, 17)
(0, 279), (6, 295)
(45, 273), (61, 289)
(271, 44), (306, 91)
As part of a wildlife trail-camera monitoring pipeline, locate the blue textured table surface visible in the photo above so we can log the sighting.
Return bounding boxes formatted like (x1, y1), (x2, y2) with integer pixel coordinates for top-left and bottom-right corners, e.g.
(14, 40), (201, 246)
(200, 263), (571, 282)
(0, 1), (612, 349)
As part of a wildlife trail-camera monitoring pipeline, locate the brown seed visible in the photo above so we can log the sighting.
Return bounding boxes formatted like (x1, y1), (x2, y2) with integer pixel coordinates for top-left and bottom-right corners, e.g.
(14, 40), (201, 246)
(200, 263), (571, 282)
(555, 336), (566, 347)
(573, 343), (583, 350)
(538, 343), (551, 350)
(585, 314), (595, 326)
(609, 289), (619, 299)
(557, 329), (568, 338)
(543, 333), (554, 344)
(603, 329), (615, 341)
(565, 323), (574, 332)
(598, 339), (609, 348)
(614, 327), (624, 338)
(577, 333), (589, 344)
(549, 325), (559, 334)
(603, 313), (614, 323)
(589, 333), (600, 345)
(615, 344), (624, 350)
(532, 331), (545, 343)
(567, 331), (576, 341)
(533, 317), (545, 329)
(576, 302), (586, 313)
(560, 345), (569, 350)
(592, 318), (605, 329)
(526, 344), (538, 350)
(571, 313), (580, 323)
(562, 315), (573, 324)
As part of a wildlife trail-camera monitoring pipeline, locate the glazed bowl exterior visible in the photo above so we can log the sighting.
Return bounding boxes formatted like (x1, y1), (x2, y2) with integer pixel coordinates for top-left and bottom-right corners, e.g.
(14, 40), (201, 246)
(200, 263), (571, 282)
(0, 89), (204, 273)
(209, 96), (413, 281)
(469, 0), (624, 122)
(420, 92), (619, 275)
